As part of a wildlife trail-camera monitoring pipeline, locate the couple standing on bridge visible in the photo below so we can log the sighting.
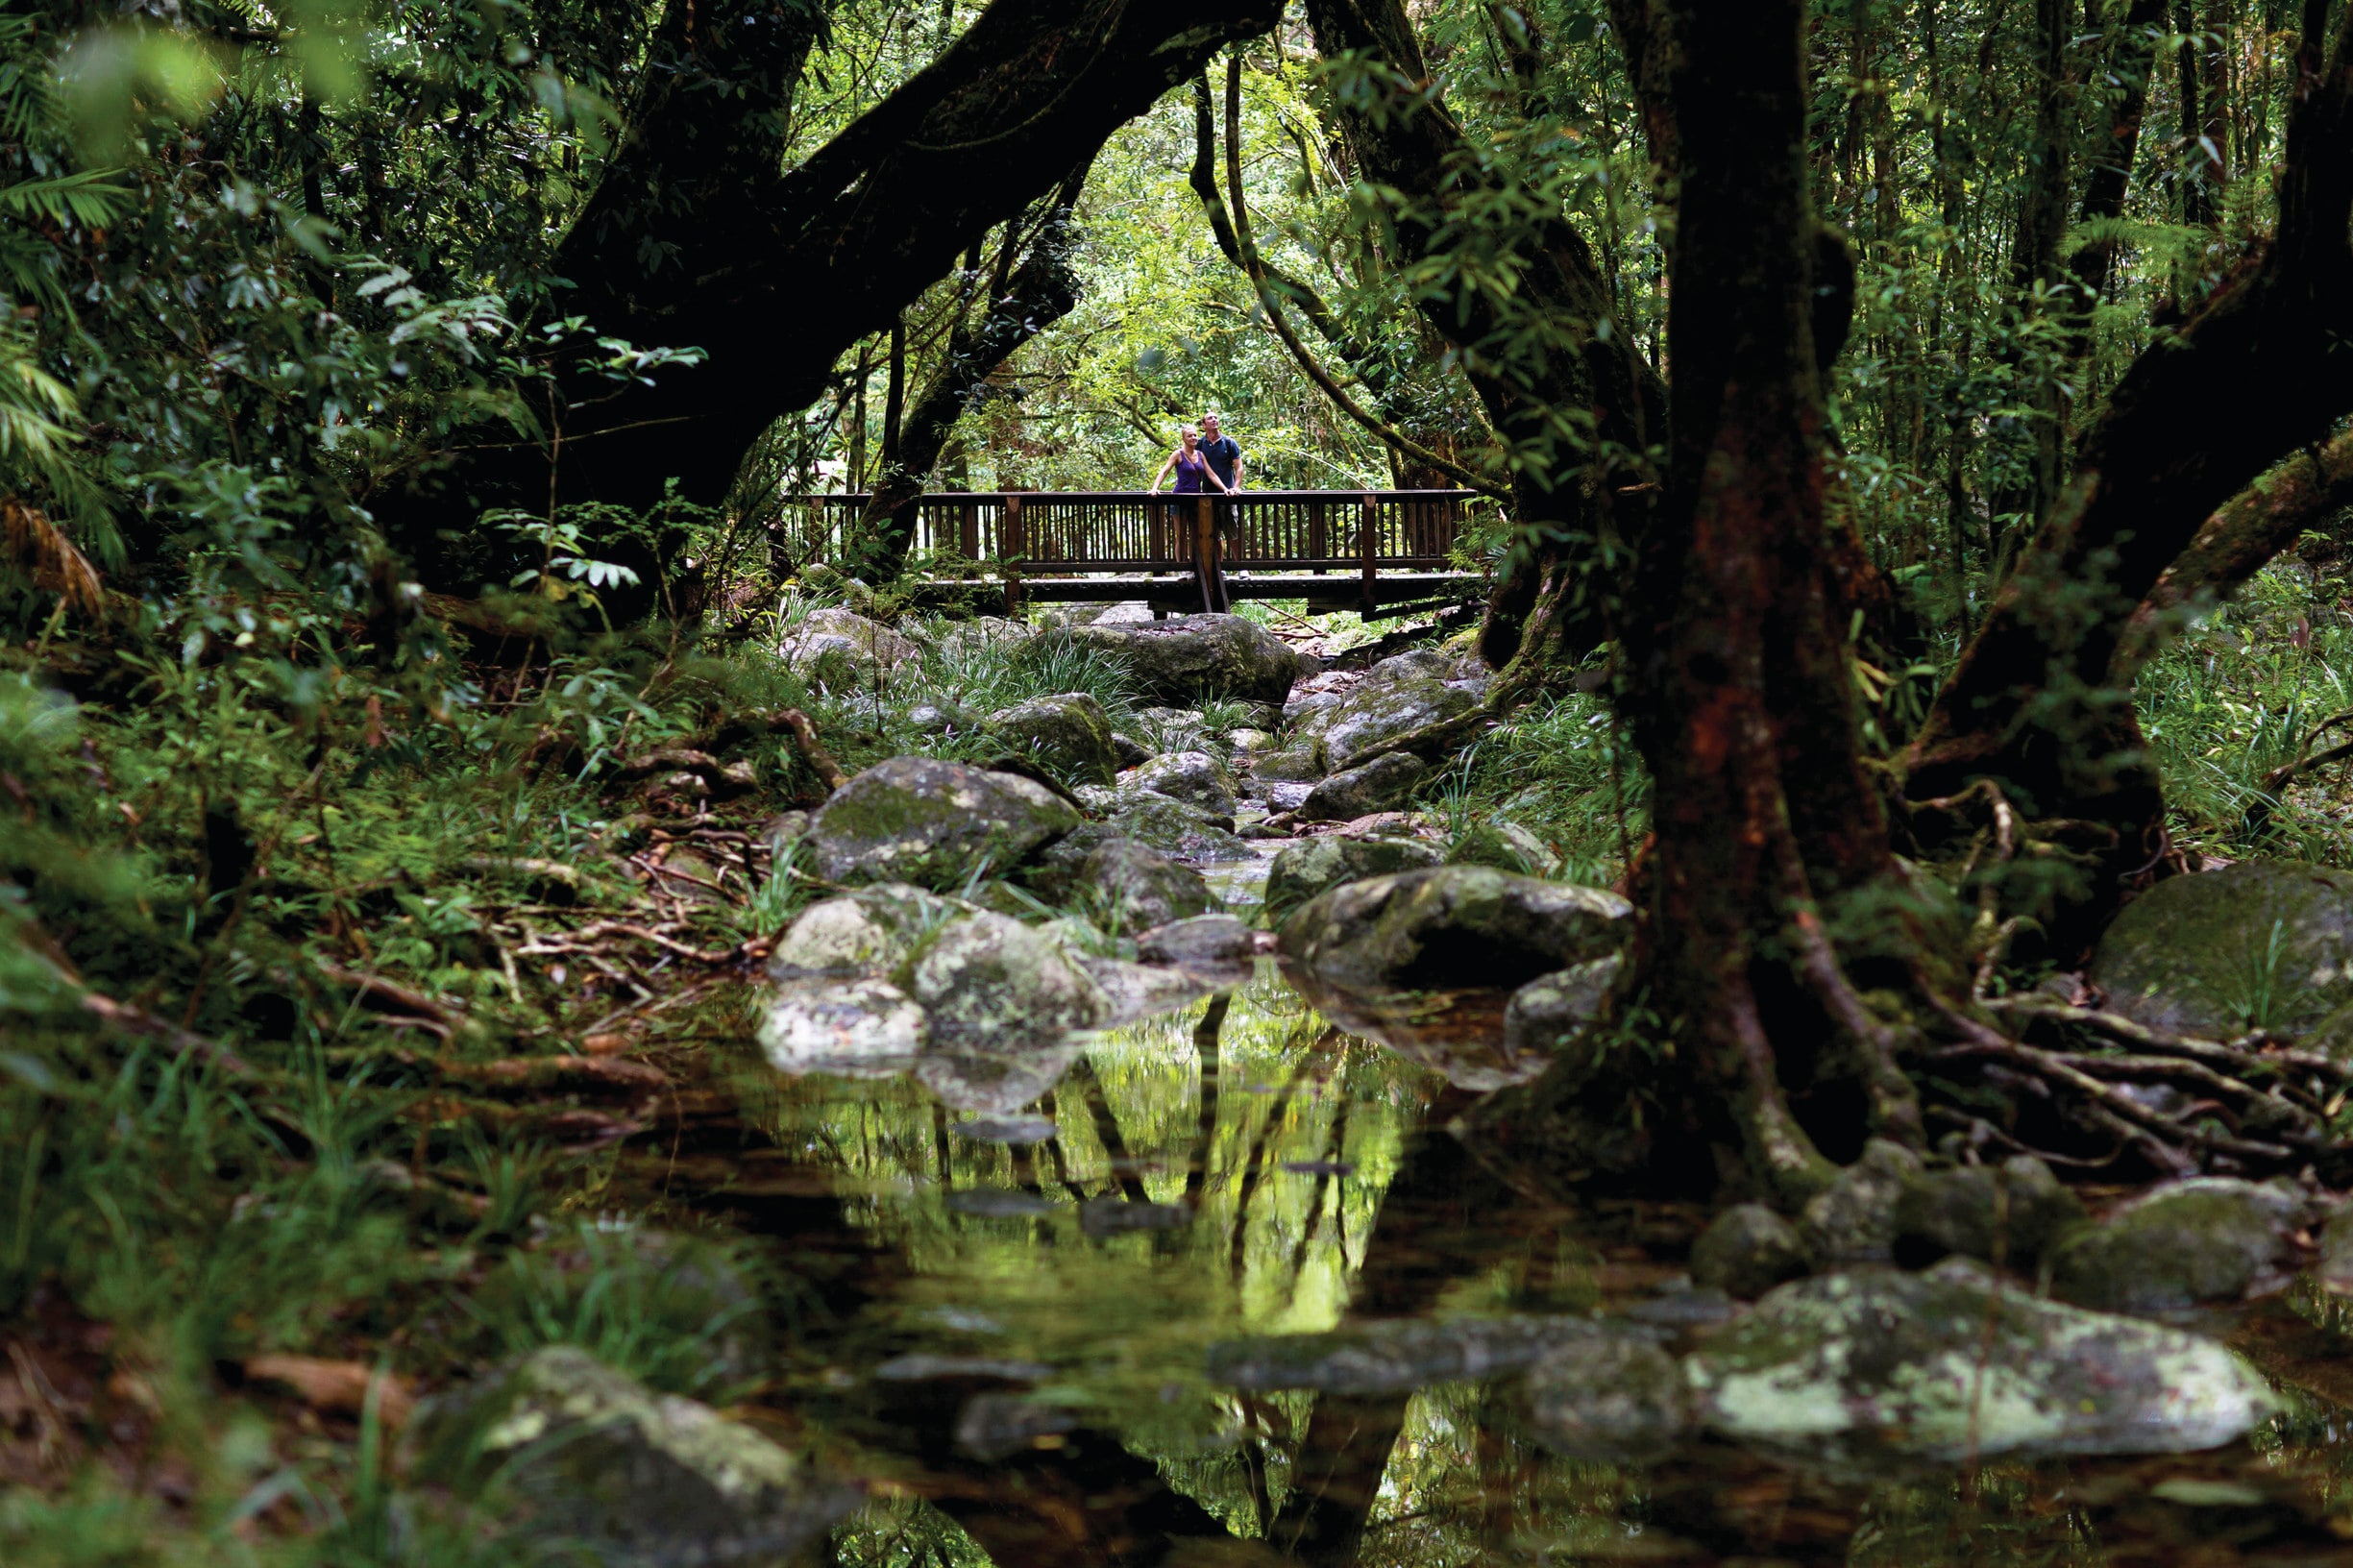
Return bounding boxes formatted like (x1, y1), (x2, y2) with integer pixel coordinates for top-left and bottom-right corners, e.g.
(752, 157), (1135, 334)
(1147, 412), (1245, 611)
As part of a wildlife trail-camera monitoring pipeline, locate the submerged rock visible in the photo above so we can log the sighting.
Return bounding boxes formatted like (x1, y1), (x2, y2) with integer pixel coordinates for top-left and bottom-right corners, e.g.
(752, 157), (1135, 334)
(1689, 1204), (1811, 1301)
(1262, 836), (1443, 924)
(904, 914), (1108, 1045)
(1525, 1335), (1694, 1461)
(1501, 957), (1622, 1055)
(983, 691), (1120, 787)
(756, 977), (926, 1079)
(2089, 859), (2353, 1037)
(2047, 1178), (2306, 1311)
(802, 757), (1080, 888)
(767, 884), (958, 977)
(779, 606), (920, 691)
(1892, 1155), (2086, 1268)
(1207, 1315), (1630, 1395)
(1687, 1260), (2279, 1467)
(1279, 865), (1630, 995)
(1122, 749), (1237, 817)
(411, 1346), (857, 1568)
(1297, 753), (1429, 822)
(1064, 614), (1302, 704)
(1799, 1139), (1924, 1263)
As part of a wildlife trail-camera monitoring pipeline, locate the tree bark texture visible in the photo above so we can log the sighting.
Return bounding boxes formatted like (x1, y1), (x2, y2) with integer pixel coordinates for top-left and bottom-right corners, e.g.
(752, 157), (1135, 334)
(1303, 0), (1662, 673)
(377, 0), (1285, 582)
(1619, 0), (1915, 1202)
(1907, 2), (2353, 910)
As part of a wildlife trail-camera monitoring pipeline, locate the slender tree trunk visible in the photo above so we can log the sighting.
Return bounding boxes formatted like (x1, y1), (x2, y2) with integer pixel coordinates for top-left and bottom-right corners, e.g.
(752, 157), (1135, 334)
(2063, 0), (2169, 351)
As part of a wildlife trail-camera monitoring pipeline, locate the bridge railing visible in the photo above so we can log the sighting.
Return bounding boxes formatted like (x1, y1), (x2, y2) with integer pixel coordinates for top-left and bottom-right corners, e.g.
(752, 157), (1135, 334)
(769, 489), (1483, 575)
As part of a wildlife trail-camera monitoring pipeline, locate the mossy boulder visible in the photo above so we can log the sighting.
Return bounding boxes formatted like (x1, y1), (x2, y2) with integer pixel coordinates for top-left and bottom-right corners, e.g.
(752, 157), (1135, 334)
(1297, 752), (1429, 821)
(982, 691), (1120, 787)
(1892, 1155), (2086, 1268)
(1100, 791), (1249, 863)
(1798, 1139), (1924, 1263)
(777, 605), (919, 691)
(1449, 820), (1562, 877)
(1689, 1204), (1811, 1301)
(1501, 956), (1622, 1055)
(801, 757), (1081, 888)
(2047, 1178), (2306, 1311)
(1278, 865), (1631, 995)
(901, 912), (1109, 1045)
(1688, 1260), (2278, 1467)
(767, 883), (959, 977)
(1262, 835), (1442, 924)
(1121, 749), (1237, 817)
(1037, 837), (1213, 931)
(2089, 860), (2353, 1037)
(1064, 613), (1302, 704)
(1318, 673), (1476, 771)
(410, 1346), (858, 1568)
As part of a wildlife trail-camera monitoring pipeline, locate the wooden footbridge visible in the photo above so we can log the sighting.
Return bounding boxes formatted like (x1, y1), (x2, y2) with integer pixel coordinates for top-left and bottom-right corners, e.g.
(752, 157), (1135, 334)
(770, 489), (1487, 618)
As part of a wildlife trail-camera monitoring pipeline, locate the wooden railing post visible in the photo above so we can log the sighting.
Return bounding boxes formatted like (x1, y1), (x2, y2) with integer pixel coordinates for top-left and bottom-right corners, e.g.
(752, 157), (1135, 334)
(1194, 495), (1219, 614)
(1002, 494), (1025, 617)
(1360, 493), (1377, 615)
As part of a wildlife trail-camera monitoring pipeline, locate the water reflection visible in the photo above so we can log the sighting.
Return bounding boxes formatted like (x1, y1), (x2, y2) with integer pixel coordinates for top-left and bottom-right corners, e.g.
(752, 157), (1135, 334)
(630, 959), (2353, 1567)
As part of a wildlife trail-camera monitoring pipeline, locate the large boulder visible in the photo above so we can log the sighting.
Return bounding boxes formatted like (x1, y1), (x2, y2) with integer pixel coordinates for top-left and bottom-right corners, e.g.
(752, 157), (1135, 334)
(1262, 836), (1443, 924)
(778, 606), (920, 691)
(1063, 614), (1302, 704)
(1121, 750), (1237, 817)
(1279, 865), (1630, 994)
(903, 913), (1109, 1044)
(1072, 839), (1214, 931)
(801, 757), (1080, 888)
(2047, 1178), (2306, 1311)
(1686, 1260), (2279, 1467)
(1101, 791), (1249, 864)
(1297, 753), (1429, 822)
(2089, 860), (2353, 1037)
(1798, 1139), (1924, 1263)
(1312, 673), (1476, 772)
(1689, 1204), (1811, 1301)
(982, 692), (1120, 787)
(410, 1346), (858, 1568)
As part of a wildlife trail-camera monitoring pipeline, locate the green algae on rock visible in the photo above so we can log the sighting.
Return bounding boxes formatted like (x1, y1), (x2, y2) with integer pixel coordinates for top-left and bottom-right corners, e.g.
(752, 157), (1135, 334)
(2088, 860), (2353, 1038)
(982, 690), (1122, 787)
(802, 756), (1081, 888)
(2046, 1177), (2305, 1311)
(1688, 1261), (2280, 1469)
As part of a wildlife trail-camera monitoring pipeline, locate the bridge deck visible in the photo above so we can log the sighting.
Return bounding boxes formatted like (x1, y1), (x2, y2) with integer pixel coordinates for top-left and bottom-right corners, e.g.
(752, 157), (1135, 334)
(771, 489), (1489, 615)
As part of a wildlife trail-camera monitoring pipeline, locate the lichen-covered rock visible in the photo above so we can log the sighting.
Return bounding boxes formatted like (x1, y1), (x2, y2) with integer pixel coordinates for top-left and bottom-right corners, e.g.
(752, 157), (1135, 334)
(1449, 820), (1563, 878)
(1297, 752), (1429, 821)
(1892, 1155), (2086, 1268)
(1064, 614), (1302, 704)
(1262, 836), (1443, 924)
(1111, 731), (1152, 769)
(1251, 739), (1328, 782)
(903, 913), (1108, 1045)
(1365, 648), (1451, 683)
(802, 757), (1081, 888)
(1689, 1204), (1811, 1300)
(2089, 860), (2353, 1037)
(767, 884), (959, 976)
(932, 615), (1035, 660)
(1525, 1335), (1693, 1461)
(904, 698), (976, 736)
(410, 1346), (858, 1568)
(1122, 749), (1237, 817)
(1102, 791), (1249, 863)
(1687, 1261), (2279, 1467)
(1279, 865), (1631, 995)
(1799, 1139), (1924, 1263)
(756, 976), (926, 1078)
(983, 691), (1120, 787)
(1318, 674), (1476, 771)
(2047, 1178), (2306, 1311)
(1207, 1315), (1630, 1394)
(1080, 839), (1215, 930)
(1501, 956), (1622, 1055)
(778, 606), (919, 690)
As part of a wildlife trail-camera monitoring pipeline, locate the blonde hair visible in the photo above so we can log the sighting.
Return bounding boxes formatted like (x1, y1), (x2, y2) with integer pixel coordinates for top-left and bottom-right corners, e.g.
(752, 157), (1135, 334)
(1179, 424), (1200, 439)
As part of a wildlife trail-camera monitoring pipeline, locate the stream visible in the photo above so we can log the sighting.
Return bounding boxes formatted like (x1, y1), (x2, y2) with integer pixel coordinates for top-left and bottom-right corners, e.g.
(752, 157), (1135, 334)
(589, 843), (2353, 1568)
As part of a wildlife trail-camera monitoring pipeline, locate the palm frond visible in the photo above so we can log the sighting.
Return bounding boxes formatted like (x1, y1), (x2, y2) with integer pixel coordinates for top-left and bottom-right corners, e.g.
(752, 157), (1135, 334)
(0, 170), (133, 230)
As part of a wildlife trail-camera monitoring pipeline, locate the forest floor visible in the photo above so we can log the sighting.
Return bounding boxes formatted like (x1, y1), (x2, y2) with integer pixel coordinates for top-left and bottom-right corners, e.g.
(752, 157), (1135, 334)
(9, 560), (2353, 1567)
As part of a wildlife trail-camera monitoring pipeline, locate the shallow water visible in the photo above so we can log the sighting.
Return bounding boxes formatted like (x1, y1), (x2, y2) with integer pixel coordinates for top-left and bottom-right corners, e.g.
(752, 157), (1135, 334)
(625, 958), (2353, 1567)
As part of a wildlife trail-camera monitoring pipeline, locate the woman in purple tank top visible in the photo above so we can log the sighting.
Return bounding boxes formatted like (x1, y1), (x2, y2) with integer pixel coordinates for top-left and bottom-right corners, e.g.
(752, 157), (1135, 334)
(1149, 425), (1233, 498)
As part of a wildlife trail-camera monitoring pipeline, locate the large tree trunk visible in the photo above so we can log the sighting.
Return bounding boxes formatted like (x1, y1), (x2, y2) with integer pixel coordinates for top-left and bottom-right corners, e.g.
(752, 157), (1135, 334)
(374, 0), (1284, 590)
(1302, 0), (1661, 676)
(1617, 0), (1917, 1202)
(1905, 2), (2353, 935)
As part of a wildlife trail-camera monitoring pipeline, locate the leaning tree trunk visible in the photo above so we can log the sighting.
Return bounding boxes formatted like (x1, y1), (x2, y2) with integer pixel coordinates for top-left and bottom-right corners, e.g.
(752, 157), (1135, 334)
(1610, 0), (1920, 1202)
(1904, 2), (2353, 942)
(373, 0), (1284, 594)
